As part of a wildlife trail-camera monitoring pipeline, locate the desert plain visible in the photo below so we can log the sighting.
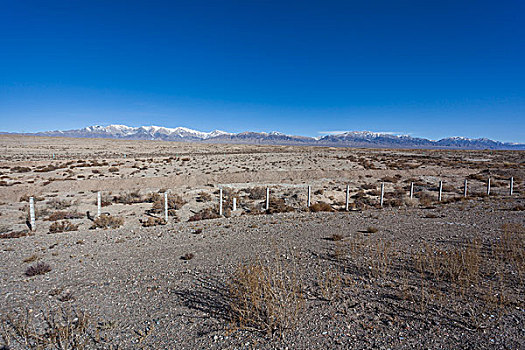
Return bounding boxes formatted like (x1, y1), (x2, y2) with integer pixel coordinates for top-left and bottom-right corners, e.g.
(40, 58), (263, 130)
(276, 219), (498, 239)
(0, 134), (524, 349)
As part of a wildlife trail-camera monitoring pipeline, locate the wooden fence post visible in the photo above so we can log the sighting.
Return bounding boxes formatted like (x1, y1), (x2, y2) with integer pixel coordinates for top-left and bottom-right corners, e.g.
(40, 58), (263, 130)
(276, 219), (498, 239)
(29, 197), (35, 231)
(380, 183), (384, 207)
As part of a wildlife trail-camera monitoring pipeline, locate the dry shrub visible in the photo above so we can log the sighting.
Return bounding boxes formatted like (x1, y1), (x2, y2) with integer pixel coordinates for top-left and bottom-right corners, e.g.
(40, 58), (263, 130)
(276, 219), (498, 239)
(46, 210), (83, 221)
(47, 198), (72, 210)
(196, 191), (212, 202)
(108, 166), (119, 173)
(418, 192), (434, 207)
(49, 220), (79, 233)
(141, 217), (167, 227)
(181, 253), (194, 260)
(317, 267), (343, 301)
(330, 233), (344, 241)
(309, 202), (333, 212)
(151, 194), (186, 213)
(25, 262), (52, 276)
(113, 190), (144, 204)
(0, 307), (115, 349)
(266, 197), (294, 214)
(0, 230), (29, 239)
(493, 224), (524, 277)
(11, 166), (31, 173)
(90, 215), (124, 229)
(245, 187), (266, 200)
(188, 208), (220, 222)
(228, 255), (304, 337)
(366, 226), (379, 233)
(414, 241), (482, 286)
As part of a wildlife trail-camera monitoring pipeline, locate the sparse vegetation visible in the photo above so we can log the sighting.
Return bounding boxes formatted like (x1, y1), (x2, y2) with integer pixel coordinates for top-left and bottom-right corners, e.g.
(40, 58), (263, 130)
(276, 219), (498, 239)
(25, 262), (52, 276)
(90, 215), (124, 229)
(49, 220), (79, 233)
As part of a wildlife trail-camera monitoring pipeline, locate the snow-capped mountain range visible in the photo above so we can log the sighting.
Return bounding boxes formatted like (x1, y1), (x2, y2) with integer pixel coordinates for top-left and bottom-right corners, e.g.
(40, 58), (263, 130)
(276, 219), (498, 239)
(8, 125), (524, 150)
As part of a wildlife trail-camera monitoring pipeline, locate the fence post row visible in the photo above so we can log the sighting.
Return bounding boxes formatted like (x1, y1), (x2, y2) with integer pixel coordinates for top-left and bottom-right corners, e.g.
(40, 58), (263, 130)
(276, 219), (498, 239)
(164, 192), (169, 222)
(219, 188), (223, 216)
(29, 197), (35, 231)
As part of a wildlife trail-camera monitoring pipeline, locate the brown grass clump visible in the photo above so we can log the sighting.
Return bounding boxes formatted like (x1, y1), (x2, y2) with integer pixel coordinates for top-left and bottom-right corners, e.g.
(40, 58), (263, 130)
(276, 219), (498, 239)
(25, 262), (52, 277)
(188, 208), (220, 222)
(46, 210), (84, 221)
(309, 202), (333, 212)
(181, 253), (195, 260)
(228, 255), (304, 337)
(47, 198), (73, 210)
(329, 233), (344, 241)
(196, 191), (212, 202)
(141, 217), (167, 227)
(0, 307), (116, 349)
(49, 220), (79, 233)
(366, 226), (379, 233)
(90, 215), (124, 229)
(266, 197), (294, 214)
(245, 187), (266, 200)
(151, 194), (186, 213)
(0, 230), (30, 239)
(108, 166), (119, 173)
(113, 190), (144, 204)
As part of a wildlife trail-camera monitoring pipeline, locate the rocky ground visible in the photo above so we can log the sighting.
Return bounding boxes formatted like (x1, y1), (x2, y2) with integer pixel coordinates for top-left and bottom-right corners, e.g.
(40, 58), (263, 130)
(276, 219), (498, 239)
(0, 135), (524, 349)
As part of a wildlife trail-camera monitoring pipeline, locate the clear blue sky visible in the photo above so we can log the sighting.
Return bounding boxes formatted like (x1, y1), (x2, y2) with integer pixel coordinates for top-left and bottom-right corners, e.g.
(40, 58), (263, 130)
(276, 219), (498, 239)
(1, 1), (524, 142)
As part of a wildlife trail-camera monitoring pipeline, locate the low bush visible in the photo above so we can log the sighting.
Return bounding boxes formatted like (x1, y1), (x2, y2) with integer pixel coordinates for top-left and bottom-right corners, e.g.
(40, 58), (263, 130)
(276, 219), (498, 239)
(25, 262), (52, 276)
(188, 208), (220, 222)
(90, 215), (124, 229)
(49, 220), (79, 233)
(141, 217), (167, 227)
(46, 210), (83, 221)
(309, 202), (333, 212)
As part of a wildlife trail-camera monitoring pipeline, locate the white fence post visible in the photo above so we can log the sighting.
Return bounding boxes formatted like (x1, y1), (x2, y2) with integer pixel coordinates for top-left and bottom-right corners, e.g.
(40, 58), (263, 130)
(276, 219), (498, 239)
(380, 183), (384, 207)
(219, 188), (223, 216)
(438, 181), (443, 202)
(409, 182), (414, 199)
(164, 192), (169, 222)
(29, 197), (35, 231)
(97, 191), (101, 217)
(232, 197), (237, 211)
(307, 186), (311, 207)
(464, 179), (468, 198)
(345, 184), (350, 211)
(265, 187), (270, 210)
(487, 177), (491, 196)
(510, 177), (514, 195)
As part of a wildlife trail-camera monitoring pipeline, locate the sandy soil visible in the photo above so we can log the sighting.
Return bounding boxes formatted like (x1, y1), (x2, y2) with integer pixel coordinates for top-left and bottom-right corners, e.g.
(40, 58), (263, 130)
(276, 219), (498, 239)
(0, 135), (524, 349)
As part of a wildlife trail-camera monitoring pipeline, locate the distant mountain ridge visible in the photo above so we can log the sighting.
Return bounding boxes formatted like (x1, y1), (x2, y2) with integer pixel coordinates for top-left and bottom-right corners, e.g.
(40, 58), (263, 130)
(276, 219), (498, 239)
(6, 124), (524, 150)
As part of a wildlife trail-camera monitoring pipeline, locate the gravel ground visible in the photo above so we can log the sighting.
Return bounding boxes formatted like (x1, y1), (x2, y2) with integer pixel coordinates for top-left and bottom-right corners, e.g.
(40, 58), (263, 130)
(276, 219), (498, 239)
(1, 197), (524, 349)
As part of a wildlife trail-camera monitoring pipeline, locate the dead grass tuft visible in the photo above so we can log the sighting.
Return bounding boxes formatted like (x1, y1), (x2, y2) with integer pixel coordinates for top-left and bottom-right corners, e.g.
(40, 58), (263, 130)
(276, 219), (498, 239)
(90, 215), (124, 229)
